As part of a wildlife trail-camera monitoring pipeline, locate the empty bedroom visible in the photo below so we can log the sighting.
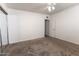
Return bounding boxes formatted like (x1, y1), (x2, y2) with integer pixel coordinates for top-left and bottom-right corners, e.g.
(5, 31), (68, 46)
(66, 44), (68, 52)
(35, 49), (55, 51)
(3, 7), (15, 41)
(0, 3), (79, 56)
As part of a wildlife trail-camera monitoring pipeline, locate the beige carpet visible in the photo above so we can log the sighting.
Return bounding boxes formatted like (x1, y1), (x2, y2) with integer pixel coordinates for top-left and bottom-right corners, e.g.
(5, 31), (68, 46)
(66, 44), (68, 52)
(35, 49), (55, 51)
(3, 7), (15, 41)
(1, 37), (79, 56)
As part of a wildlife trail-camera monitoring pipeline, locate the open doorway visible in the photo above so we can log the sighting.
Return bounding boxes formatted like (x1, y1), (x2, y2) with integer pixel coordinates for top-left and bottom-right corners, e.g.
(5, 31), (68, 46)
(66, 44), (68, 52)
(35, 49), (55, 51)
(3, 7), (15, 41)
(45, 19), (49, 37)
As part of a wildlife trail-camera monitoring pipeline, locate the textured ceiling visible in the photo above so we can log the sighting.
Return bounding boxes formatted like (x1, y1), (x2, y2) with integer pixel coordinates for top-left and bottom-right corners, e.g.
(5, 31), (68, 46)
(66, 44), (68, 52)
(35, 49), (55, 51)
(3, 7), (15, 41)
(6, 3), (77, 14)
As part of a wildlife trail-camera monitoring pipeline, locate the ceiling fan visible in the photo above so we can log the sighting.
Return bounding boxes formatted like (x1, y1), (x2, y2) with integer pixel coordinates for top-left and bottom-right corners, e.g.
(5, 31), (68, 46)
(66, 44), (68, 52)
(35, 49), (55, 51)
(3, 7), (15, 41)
(47, 3), (56, 12)
(39, 3), (56, 13)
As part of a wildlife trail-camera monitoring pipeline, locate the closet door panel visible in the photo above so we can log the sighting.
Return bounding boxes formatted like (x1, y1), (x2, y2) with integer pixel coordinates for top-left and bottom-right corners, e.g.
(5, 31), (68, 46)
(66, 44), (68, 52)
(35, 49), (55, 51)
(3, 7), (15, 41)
(0, 10), (7, 45)
(0, 10), (2, 46)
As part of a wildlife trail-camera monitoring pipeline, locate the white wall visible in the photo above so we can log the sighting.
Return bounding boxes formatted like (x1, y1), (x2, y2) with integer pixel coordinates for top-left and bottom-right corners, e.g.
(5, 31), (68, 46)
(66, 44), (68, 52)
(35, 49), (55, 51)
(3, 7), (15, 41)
(49, 4), (79, 45)
(7, 8), (47, 44)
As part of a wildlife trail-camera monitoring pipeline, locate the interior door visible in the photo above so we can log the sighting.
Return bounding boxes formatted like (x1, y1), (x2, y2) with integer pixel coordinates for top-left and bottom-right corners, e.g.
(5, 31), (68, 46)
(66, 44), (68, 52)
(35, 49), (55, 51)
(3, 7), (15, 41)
(0, 9), (8, 45)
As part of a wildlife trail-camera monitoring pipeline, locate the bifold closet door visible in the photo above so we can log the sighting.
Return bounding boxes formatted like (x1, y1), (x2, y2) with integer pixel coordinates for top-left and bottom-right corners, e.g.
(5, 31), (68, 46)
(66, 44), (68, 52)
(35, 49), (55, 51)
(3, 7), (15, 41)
(0, 10), (8, 45)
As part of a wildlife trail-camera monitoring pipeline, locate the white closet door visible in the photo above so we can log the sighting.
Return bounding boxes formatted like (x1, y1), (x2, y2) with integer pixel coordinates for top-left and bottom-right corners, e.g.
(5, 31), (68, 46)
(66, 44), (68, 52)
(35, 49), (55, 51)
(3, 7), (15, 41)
(0, 10), (7, 45)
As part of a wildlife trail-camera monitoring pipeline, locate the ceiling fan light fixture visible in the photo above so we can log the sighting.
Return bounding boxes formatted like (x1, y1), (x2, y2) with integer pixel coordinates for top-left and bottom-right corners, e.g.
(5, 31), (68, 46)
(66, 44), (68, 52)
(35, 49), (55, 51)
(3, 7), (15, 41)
(48, 6), (51, 12)
(52, 6), (55, 10)
(47, 3), (56, 12)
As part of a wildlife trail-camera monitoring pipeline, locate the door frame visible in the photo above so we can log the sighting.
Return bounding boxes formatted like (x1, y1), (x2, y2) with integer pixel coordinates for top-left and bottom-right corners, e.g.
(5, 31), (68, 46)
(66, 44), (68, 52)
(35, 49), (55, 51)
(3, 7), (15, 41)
(45, 19), (49, 37)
